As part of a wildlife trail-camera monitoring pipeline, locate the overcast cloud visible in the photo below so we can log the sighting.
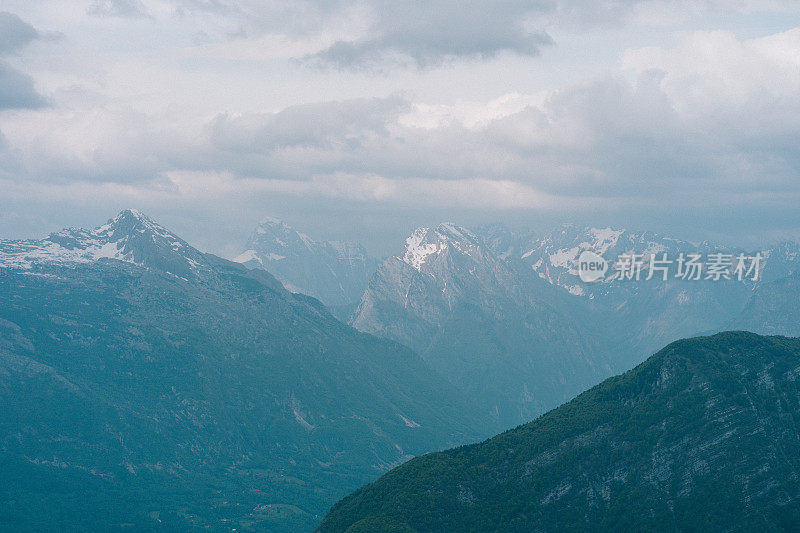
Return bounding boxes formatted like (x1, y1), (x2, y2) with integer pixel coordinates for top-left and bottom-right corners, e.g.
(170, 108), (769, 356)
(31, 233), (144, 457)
(0, 11), (46, 109)
(1, 1), (800, 256)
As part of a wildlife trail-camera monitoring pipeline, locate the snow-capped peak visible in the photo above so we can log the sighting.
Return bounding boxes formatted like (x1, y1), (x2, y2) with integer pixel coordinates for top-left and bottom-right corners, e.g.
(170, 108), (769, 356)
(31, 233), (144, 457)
(93, 209), (183, 244)
(120, 207), (146, 220)
(0, 209), (205, 276)
(400, 223), (483, 271)
(589, 227), (625, 254)
(259, 215), (285, 226)
(402, 228), (439, 271)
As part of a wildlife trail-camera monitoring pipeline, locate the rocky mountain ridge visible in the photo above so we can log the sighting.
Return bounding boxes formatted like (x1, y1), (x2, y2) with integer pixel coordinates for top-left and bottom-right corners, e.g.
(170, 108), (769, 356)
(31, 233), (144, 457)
(319, 331), (800, 532)
(0, 210), (488, 532)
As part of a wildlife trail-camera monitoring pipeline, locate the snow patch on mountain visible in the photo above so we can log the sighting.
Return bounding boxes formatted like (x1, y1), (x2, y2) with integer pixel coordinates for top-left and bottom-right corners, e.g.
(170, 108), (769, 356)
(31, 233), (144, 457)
(398, 414), (421, 428)
(567, 284), (585, 296)
(2, 211), (138, 268)
(590, 227), (624, 254)
(0, 209), (206, 278)
(233, 249), (262, 265)
(399, 223), (484, 272)
(549, 247), (581, 270)
(402, 228), (441, 271)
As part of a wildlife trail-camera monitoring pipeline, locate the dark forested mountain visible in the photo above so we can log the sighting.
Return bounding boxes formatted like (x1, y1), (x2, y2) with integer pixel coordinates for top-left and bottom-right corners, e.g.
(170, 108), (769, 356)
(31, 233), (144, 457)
(0, 210), (488, 532)
(234, 217), (380, 309)
(5, 212), (798, 531)
(319, 332), (800, 532)
(350, 223), (613, 428)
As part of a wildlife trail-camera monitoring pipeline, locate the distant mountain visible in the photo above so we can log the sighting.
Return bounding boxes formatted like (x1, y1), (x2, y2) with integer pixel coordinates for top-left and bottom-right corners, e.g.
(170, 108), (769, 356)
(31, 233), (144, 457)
(0, 208), (218, 280)
(0, 210), (488, 531)
(732, 272), (800, 337)
(351, 223), (613, 428)
(491, 223), (796, 297)
(760, 241), (800, 283)
(479, 224), (800, 367)
(350, 221), (800, 429)
(234, 218), (380, 308)
(319, 331), (800, 532)
(726, 244), (800, 336)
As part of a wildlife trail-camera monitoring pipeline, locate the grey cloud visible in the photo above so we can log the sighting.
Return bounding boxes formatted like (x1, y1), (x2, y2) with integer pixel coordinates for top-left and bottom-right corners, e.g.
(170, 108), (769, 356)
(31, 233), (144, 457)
(8, 20), (800, 232)
(5, 80), (800, 254)
(0, 12), (39, 55)
(14, 77), (800, 207)
(168, 0), (552, 68)
(197, 71), (800, 203)
(88, 0), (151, 18)
(167, 0), (749, 69)
(163, 0), (789, 69)
(304, 0), (553, 68)
(210, 97), (405, 151)
(0, 12), (46, 110)
(170, 0), (347, 36)
(0, 62), (46, 110)
(199, 97), (410, 178)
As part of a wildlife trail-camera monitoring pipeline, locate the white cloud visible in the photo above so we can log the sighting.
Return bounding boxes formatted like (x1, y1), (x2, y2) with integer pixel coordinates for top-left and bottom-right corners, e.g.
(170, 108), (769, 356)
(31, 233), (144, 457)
(622, 28), (800, 117)
(2, 2), (800, 251)
(88, 0), (151, 18)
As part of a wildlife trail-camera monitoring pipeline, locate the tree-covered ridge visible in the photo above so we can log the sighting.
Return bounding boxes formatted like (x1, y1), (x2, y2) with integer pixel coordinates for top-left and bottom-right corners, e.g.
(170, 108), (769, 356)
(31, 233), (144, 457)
(319, 331), (800, 532)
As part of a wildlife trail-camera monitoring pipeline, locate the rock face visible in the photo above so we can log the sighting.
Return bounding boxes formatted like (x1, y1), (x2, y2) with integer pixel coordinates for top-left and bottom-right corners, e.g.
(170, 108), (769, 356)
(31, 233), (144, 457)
(496, 224), (755, 367)
(234, 217), (380, 308)
(493, 224), (800, 366)
(728, 244), (800, 337)
(351, 223), (613, 428)
(319, 331), (800, 532)
(733, 273), (800, 336)
(0, 209), (217, 280)
(0, 210), (488, 532)
(351, 222), (800, 429)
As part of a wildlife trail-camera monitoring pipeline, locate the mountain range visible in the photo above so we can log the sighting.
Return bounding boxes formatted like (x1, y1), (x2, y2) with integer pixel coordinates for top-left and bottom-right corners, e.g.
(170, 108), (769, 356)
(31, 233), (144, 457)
(319, 331), (800, 532)
(350, 223), (612, 428)
(236, 218), (800, 432)
(492, 224), (800, 361)
(0, 210), (488, 531)
(234, 218), (380, 311)
(4, 212), (799, 531)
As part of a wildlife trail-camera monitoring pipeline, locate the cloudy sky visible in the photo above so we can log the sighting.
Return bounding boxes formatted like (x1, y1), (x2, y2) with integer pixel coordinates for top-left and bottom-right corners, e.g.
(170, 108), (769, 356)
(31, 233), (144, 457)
(1, 1), (800, 256)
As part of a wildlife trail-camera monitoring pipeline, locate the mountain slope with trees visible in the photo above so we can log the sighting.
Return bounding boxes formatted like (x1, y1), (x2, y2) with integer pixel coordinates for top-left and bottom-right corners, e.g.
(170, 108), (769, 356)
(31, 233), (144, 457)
(0, 210), (489, 531)
(319, 331), (800, 532)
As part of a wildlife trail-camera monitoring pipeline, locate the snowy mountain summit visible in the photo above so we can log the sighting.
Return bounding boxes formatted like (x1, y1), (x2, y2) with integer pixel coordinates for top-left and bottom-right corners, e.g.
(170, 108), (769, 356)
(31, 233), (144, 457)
(350, 221), (610, 426)
(513, 225), (671, 296)
(0, 209), (210, 278)
(497, 224), (795, 298)
(400, 223), (484, 272)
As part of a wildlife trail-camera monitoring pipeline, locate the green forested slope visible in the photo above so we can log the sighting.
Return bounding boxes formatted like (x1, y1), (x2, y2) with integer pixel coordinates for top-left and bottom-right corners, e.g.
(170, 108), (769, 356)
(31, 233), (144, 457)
(320, 332), (800, 532)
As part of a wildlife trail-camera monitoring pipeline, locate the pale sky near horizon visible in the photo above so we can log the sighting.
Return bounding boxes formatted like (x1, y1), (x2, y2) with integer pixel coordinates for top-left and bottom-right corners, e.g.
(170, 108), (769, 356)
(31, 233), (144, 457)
(1, 1), (800, 256)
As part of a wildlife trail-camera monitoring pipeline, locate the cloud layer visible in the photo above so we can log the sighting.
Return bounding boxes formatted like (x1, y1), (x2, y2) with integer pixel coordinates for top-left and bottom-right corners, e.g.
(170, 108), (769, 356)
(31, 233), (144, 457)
(0, 11), (45, 110)
(0, 11), (39, 54)
(1, 2), (800, 253)
(9, 28), (800, 199)
(302, 1), (553, 68)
